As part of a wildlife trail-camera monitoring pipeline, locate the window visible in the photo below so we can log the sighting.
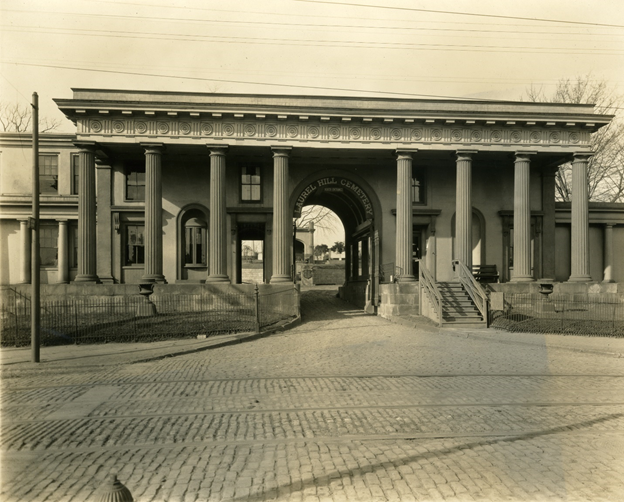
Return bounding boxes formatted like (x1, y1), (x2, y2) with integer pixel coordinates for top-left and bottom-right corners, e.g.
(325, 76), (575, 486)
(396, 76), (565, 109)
(412, 167), (426, 204)
(125, 225), (145, 265)
(71, 155), (79, 195)
(39, 155), (58, 194)
(125, 165), (145, 201)
(241, 165), (261, 202)
(184, 218), (207, 266)
(40, 225), (58, 266)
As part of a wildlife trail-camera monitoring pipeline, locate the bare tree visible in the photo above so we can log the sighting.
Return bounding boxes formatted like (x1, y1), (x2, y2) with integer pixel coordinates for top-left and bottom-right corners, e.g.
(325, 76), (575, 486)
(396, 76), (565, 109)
(524, 76), (624, 202)
(295, 205), (340, 231)
(0, 102), (62, 133)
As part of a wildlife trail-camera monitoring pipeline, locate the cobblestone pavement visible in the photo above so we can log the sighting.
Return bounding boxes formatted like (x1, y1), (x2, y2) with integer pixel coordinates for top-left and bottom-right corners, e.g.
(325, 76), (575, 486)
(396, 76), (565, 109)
(2, 288), (624, 502)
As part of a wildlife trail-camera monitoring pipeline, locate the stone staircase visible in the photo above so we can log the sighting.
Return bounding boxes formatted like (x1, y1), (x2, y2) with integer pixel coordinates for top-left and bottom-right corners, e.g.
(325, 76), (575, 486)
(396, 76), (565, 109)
(437, 282), (487, 327)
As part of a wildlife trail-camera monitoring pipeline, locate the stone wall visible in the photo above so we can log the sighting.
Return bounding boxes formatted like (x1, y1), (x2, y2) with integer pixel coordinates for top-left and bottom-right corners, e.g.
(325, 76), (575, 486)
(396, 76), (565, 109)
(378, 283), (419, 319)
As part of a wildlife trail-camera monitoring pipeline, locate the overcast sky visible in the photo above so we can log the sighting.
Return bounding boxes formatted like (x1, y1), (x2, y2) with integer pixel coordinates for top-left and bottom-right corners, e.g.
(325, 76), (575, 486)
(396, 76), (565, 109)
(2, 0), (623, 245)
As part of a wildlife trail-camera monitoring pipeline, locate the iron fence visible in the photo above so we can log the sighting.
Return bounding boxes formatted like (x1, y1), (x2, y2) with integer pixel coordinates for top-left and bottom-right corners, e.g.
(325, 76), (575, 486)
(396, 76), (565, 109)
(491, 293), (624, 336)
(0, 286), (299, 347)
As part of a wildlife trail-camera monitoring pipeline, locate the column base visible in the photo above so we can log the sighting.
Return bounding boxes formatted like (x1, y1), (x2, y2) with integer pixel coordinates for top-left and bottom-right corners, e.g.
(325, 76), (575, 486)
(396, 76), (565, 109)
(74, 274), (100, 283)
(141, 274), (167, 284)
(98, 276), (116, 284)
(602, 279), (615, 284)
(568, 275), (592, 282)
(511, 276), (535, 283)
(206, 275), (230, 283)
(270, 275), (292, 284)
(397, 275), (416, 283)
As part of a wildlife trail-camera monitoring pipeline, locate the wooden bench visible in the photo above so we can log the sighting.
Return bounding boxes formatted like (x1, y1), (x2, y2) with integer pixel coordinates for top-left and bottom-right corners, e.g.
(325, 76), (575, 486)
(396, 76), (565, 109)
(472, 265), (499, 283)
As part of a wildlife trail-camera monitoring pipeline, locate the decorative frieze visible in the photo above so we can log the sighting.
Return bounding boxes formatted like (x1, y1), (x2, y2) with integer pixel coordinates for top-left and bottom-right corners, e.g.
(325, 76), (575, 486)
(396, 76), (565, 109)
(79, 117), (591, 148)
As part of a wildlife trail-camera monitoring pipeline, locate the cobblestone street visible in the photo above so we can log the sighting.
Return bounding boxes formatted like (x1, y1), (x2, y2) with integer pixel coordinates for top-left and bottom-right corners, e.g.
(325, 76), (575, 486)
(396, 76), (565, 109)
(2, 287), (624, 502)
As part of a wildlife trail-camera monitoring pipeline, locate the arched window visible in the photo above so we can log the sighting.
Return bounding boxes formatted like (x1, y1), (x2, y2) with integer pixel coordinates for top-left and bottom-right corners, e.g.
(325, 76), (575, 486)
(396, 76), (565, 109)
(184, 217), (207, 266)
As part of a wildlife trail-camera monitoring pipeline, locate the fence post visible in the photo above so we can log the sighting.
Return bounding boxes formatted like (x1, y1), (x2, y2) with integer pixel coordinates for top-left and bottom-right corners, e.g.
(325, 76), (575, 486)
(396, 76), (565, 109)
(295, 283), (300, 318)
(13, 291), (19, 346)
(254, 284), (260, 334)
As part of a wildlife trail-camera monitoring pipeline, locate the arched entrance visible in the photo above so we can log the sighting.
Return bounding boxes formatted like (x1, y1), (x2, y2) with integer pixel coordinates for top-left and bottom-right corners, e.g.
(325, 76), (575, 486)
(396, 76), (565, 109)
(291, 170), (382, 310)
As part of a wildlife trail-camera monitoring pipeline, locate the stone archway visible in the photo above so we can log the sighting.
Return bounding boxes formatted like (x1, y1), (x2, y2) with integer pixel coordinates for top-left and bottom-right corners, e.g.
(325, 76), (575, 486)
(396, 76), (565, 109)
(290, 170), (382, 309)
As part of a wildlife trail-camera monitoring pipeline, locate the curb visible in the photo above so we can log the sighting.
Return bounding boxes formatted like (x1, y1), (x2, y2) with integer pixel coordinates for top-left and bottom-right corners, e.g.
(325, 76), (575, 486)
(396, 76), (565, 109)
(383, 314), (624, 359)
(131, 315), (302, 364)
(441, 327), (624, 358)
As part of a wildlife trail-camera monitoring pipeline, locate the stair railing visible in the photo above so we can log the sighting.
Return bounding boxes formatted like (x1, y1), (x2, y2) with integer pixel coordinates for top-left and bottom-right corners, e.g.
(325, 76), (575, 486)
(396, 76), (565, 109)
(418, 259), (443, 326)
(452, 260), (489, 326)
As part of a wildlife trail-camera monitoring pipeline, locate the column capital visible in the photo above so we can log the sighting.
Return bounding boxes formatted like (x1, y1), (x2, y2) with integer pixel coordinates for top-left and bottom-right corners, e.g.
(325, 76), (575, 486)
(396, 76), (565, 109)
(396, 149), (417, 160)
(56, 219), (69, 223)
(514, 151), (537, 162)
(207, 145), (228, 156)
(573, 152), (593, 162)
(271, 146), (292, 157)
(456, 150), (477, 161)
(73, 141), (97, 153)
(141, 143), (165, 155)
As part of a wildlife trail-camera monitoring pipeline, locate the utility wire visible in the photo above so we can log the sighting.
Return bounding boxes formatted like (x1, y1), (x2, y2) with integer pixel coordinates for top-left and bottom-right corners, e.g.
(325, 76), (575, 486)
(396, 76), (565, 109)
(81, 0), (619, 31)
(0, 60), (532, 101)
(4, 6), (619, 37)
(4, 62), (623, 111)
(16, 57), (615, 86)
(292, 0), (624, 29)
(4, 25), (622, 55)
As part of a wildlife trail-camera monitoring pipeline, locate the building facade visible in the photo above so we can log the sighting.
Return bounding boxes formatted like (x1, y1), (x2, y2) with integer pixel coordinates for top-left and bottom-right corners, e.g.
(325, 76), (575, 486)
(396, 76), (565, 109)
(1, 89), (622, 307)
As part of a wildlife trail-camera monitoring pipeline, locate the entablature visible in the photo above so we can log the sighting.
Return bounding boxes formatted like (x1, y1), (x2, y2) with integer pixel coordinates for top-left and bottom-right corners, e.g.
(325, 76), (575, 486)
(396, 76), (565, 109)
(70, 114), (594, 153)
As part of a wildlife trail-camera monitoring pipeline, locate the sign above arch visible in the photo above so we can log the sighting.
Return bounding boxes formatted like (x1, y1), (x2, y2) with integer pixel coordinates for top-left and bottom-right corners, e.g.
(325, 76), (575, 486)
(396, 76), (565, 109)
(293, 176), (374, 219)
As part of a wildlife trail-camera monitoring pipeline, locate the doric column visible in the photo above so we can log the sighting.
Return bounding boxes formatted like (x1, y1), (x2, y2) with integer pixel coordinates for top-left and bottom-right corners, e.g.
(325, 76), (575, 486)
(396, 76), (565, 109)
(141, 144), (166, 283)
(569, 153), (592, 282)
(395, 150), (416, 282)
(18, 219), (31, 284)
(206, 146), (230, 283)
(57, 219), (69, 284)
(271, 147), (292, 283)
(603, 224), (614, 283)
(512, 153), (534, 282)
(74, 142), (98, 282)
(455, 151), (475, 268)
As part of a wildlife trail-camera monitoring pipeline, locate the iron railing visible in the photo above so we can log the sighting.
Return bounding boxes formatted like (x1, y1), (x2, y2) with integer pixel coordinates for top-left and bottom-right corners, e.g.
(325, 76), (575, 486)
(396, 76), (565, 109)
(491, 293), (624, 336)
(418, 259), (442, 326)
(452, 259), (489, 325)
(0, 286), (299, 347)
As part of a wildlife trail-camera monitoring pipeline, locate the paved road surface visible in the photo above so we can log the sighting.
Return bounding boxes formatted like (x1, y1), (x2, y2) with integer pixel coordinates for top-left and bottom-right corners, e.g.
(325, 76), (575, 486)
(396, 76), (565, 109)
(2, 288), (624, 501)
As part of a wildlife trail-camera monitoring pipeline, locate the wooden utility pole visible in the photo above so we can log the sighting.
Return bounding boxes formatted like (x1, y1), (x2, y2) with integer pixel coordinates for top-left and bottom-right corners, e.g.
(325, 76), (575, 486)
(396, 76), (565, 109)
(31, 92), (40, 363)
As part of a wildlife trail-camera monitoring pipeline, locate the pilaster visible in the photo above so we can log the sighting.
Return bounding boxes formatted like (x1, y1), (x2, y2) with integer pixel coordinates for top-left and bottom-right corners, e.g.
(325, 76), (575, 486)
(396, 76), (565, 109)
(57, 219), (69, 284)
(569, 153), (592, 282)
(74, 142), (99, 283)
(511, 153), (534, 282)
(206, 145), (230, 283)
(603, 224), (614, 283)
(141, 144), (166, 283)
(541, 166), (557, 279)
(426, 216), (437, 280)
(271, 147), (292, 283)
(96, 162), (115, 283)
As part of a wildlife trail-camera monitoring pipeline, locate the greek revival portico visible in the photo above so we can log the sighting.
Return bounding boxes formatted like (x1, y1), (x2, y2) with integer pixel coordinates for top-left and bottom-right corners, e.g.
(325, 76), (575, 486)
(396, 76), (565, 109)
(55, 89), (610, 290)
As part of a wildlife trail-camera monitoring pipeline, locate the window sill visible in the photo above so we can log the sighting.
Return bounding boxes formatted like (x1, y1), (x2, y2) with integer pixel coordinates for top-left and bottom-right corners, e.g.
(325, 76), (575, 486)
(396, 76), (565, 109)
(184, 264), (207, 269)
